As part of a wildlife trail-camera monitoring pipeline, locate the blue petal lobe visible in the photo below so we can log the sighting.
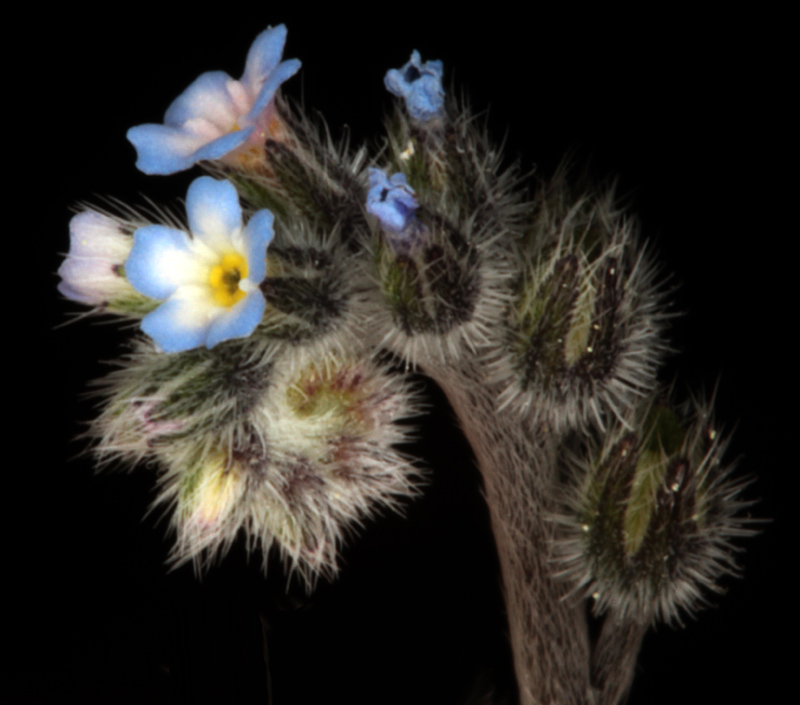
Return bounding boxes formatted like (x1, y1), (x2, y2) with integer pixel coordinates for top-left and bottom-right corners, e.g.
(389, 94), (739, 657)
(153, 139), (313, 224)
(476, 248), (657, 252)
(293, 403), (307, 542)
(407, 76), (444, 122)
(127, 124), (203, 176)
(243, 25), (288, 88)
(127, 226), (200, 299)
(242, 209), (275, 284)
(192, 128), (253, 163)
(140, 290), (212, 353)
(248, 58), (302, 119)
(384, 69), (408, 99)
(206, 290), (266, 349)
(163, 71), (237, 128)
(186, 177), (242, 253)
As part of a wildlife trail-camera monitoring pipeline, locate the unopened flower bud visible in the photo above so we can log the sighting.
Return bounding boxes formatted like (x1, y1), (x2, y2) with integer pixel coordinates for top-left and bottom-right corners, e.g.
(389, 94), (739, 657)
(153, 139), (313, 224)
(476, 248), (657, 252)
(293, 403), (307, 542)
(559, 398), (754, 623)
(58, 211), (135, 307)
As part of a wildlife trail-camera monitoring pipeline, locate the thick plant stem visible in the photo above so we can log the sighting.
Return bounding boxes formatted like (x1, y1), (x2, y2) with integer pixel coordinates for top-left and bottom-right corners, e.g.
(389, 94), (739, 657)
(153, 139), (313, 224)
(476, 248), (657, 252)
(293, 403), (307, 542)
(428, 357), (593, 705)
(591, 611), (649, 705)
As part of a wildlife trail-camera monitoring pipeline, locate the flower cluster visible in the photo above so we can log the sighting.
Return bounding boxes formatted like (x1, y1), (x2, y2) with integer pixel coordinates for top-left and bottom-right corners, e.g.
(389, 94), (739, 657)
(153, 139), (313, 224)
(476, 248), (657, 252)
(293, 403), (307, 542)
(60, 28), (295, 353)
(127, 24), (301, 175)
(58, 23), (754, 705)
(61, 28), (449, 354)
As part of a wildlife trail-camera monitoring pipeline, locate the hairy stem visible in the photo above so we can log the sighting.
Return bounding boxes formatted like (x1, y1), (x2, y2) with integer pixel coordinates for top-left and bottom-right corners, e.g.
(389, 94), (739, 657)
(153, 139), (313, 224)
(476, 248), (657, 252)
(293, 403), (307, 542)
(591, 611), (649, 705)
(428, 356), (593, 705)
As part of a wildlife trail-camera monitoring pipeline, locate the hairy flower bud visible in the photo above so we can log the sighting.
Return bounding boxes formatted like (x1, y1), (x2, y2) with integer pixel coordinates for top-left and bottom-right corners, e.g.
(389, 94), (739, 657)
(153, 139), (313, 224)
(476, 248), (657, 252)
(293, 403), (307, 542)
(557, 396), (755, 623)
(496, 195), (665, 430)
(58, 211), (141, 312)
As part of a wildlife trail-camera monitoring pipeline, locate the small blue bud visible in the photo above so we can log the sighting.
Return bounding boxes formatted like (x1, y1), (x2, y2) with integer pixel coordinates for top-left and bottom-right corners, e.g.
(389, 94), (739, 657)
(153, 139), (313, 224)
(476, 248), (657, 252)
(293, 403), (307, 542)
(384, 50), (444, 122)
(366, 168), (419, 235)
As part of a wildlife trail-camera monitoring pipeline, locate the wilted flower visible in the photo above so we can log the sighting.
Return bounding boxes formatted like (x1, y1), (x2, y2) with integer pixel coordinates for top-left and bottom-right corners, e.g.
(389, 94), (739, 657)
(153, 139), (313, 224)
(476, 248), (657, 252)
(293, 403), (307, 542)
(384, 50), (444, 122)
(58, 211), (135, 306)
(127, 25), (301, 175)
(125, 176), (274, 352)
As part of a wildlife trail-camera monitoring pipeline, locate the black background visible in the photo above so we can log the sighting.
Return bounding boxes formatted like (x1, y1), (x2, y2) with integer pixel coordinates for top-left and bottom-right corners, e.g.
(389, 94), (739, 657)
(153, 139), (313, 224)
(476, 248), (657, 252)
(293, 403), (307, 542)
(16, 6), (789, 704)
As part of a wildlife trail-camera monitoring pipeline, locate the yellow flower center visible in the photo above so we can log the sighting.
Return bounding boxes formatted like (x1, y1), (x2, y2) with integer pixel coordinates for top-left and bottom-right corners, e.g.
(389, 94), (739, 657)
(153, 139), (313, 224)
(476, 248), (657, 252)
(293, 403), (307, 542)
(209, 252), (248, 307)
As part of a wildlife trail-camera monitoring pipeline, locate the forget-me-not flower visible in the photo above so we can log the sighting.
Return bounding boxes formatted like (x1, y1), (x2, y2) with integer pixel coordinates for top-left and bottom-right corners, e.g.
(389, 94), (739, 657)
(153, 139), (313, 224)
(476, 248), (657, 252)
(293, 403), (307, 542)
(127, 25), (301, 175)
(125, 177), (274, 352)
(366, 168), (419, 236)
(384, 50), (444, 123)
(58, 211), (135, 306)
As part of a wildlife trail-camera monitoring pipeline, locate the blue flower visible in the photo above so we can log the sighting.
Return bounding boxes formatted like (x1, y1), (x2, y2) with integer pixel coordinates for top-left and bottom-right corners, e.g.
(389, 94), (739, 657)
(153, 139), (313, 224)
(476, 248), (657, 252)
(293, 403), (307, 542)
(125, 177), (274, 352)
(127, 25), (301, 175)
(58, 211), (135, 306)
(366, 168), (419, 234)
(384, 50), (444, 122)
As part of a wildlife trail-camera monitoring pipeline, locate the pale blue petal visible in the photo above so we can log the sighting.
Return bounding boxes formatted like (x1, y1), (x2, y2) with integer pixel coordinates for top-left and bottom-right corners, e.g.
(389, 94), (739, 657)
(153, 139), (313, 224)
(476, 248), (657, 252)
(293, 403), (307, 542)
(205, 290), (265, 349)
(127, 225), (204, 299)
(241, 209), (274, 284)
(164, 71), (238, 128)
(127, 123), (209, 175)
(191, 127), (253, 163)
(384, 69), (407, 98)
(407, 75), (444, 122)
(186, 177), (242, 253)
(248, 58), (302, 118)
(425, 59), (444, 77)
(140, 288), (214, 353)
(368, 167), (389, 191)
(242, 25), (288, 89)
(129, 70), (255, 175)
